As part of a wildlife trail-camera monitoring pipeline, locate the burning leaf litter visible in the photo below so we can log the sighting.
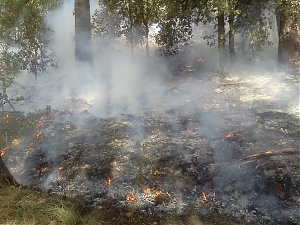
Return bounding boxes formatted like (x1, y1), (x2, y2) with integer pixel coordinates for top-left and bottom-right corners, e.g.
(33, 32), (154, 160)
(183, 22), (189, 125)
(1, 72), (299, 224)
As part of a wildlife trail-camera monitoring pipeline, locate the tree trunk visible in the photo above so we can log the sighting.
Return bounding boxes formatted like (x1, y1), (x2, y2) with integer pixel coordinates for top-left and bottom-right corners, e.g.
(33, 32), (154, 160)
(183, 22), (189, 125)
(277, 13), (286, 66)
(229, 12), (235, 66)
(144, 21), (150, 60)
(128, 0), (134, 61)
(277, 16), (300, 70)
(0, 157), (18, 187)
(217, 13), (226, 73)
(74, 0), (93, 63)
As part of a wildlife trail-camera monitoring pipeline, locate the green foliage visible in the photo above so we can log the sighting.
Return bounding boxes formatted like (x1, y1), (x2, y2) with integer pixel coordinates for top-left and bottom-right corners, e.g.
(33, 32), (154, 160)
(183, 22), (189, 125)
(0, 0), (59, 92)
(19, 1), (58, 79)
(0, 45), (21, 94)
(276, 0), (300, 21)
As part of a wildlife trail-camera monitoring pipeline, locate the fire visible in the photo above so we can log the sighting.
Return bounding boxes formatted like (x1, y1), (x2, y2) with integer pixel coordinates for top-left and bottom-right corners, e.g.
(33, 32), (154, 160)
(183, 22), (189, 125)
(36, 132), (42, 140)
(200, 192), (209, 204)
(107, 178), (112, 185)
(2, 113), (9, 120)
(126, 192), (136, 204)
(143, 188), (151, 196)
(0, 146), (11, 157)
(226, 133), (233, 138)
(12, 138), (20, 146)
(155, 190), (163, 196)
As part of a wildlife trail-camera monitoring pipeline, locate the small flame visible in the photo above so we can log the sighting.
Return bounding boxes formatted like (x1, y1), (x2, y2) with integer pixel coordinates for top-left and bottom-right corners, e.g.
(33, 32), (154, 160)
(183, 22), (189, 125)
(155, 190), (163, 196)
(0, 146), (11, 157)
(126, 192), (136, 204)
(2, 113), (9, 120)
(143, 188), (151, 196)
(36, 132), (42, 140)
(107, 178), (112, 185)
(12, 138), (20, 146)
(225, 133), (232, 138)
(200, 192), (209, 204)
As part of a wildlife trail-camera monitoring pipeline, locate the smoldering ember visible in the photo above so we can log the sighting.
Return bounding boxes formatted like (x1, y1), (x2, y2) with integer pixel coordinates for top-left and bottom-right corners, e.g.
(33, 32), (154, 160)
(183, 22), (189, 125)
(1, 71), (299, 224)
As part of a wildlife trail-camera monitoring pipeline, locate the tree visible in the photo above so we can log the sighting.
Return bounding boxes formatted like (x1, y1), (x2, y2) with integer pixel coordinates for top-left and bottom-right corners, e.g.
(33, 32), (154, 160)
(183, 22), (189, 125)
(0, 1), (24, 103)
(74, 0), (93, 63)
(276, 0), (300, 69)
(0, 0), (59, 88)
(0, 156), (18, 187)
(20, 1), (58, 81)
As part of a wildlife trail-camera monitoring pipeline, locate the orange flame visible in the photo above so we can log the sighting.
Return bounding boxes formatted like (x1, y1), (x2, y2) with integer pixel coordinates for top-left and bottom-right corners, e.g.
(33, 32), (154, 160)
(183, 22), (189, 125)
(36, 132), (42, 140)
(0, 146), (11, 157)
(107, 178), (112, 185)
(155, 190), (163, 196)
(143, 188), (151, 196)
(2, 113), (9, 120)
(225, 133), (232, 138)
(200, 192), (209, 204)
(126, 192), (136, 204)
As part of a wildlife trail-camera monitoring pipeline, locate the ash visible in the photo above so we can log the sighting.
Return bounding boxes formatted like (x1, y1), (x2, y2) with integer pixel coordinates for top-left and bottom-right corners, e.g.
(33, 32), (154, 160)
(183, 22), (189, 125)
(2, 72), (300, 224)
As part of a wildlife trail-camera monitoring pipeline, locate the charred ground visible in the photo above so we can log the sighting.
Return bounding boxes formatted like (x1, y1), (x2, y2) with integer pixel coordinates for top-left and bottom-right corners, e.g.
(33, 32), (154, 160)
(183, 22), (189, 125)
(1, 71), (299, 224)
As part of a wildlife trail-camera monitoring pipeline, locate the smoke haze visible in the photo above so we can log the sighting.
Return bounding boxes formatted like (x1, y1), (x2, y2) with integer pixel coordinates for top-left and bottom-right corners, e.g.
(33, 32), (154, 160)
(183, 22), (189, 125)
(2, 1), (299, 223)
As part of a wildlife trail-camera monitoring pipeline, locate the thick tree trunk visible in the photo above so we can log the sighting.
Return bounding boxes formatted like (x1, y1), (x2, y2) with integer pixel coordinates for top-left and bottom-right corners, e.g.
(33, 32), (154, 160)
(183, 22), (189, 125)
(229, 12), (235, 66)
(277, 17), (300, 69)
(217, 13), (226, 73)
(74, 0), (93, 63)
(277, 0), (300, 70)
(0, 157), (18, 187)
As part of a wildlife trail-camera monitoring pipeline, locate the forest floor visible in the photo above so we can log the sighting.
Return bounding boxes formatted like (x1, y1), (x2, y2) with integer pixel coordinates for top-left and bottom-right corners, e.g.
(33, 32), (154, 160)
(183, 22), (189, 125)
(0, 68), (299, 225)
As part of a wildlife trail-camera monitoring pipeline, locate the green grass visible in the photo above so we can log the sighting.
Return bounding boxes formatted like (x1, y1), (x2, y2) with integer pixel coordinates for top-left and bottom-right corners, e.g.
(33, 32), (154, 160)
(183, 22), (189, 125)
(0, 185), (256, 225)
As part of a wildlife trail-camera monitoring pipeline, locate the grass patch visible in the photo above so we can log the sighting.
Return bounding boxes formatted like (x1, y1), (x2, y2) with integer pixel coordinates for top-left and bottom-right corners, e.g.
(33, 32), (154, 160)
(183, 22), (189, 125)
(0, 186), (81, 225)
(0, 186), (256, 225)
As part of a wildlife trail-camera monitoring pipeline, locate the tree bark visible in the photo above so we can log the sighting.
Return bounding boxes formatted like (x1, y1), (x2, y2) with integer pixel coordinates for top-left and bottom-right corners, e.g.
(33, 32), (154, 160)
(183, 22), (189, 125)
(74, 0), (93, 63)
(277, 13), (286, 65)
(277, 18), (300, 69)
(228, 12), (235, 66)
(144, 21), (150, 60)
(128, 0), (134, 61)
(0, 156), (18, 187)
(217, 13), (226, 73)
